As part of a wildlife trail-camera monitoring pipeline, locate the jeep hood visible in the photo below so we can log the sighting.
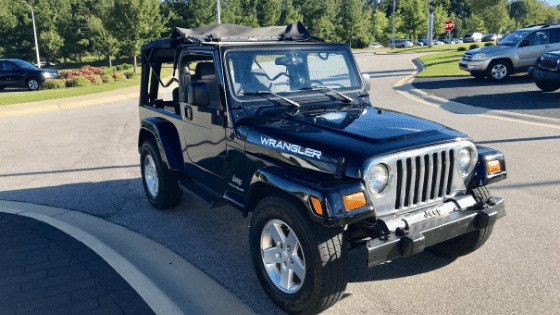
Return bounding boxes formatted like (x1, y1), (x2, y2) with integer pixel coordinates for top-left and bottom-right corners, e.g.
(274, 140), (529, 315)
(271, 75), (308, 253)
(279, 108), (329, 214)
(242, 107), (468, 178)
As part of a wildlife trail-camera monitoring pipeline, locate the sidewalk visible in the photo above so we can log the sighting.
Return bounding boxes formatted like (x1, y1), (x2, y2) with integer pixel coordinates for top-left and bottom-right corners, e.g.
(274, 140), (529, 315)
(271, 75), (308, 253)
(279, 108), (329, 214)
(0, 201), (254, 315)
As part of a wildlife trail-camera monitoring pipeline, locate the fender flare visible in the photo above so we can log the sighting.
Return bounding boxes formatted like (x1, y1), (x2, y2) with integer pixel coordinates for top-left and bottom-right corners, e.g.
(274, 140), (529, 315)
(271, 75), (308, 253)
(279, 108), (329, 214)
(138, 117), (184, 171)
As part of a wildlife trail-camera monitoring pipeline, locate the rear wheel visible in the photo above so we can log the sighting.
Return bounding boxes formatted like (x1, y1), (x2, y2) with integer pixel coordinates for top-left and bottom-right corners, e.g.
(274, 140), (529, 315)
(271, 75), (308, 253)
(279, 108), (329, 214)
(249, 195), (347, 314)
(140, 140), (182, 209)
(535, 80), (560, 92)
(486, 60), (511, 81)
(427, 186), (494, 258)
(26, 77), (40, 91)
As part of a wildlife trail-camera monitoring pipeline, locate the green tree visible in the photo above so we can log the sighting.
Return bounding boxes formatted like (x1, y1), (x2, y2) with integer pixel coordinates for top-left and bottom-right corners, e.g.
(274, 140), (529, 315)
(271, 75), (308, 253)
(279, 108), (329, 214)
(186, 0), (216, 27)
(39, 29), (64, 63)
(222, 0), (244, 24)
(432, 5), (450, 38)
(371, 7), (389, 42)
(279, 0), (303, 25)
(256, 0), (282, 26)
(110, 0), (167, 73)
(160, 0), (189, 29)
(339, 0), (372, 47)
(470, 0), (509, 34)
(399, 0), (427, 40)
(88, 16), (119, 67)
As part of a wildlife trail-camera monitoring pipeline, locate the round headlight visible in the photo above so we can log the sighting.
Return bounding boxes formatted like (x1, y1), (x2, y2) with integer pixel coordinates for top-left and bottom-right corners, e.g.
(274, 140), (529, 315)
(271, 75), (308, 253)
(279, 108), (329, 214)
(457, 147), (475, 175)
(366, 163), (389, 194)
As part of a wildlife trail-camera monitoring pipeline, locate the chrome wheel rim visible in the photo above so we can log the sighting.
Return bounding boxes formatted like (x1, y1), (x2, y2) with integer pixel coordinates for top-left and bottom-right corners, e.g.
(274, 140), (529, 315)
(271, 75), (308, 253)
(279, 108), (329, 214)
(491, 64), (507, 80)
(143, 154), (159, 198)
(28, 79), (39, 90)
(260, 219), (306, 294)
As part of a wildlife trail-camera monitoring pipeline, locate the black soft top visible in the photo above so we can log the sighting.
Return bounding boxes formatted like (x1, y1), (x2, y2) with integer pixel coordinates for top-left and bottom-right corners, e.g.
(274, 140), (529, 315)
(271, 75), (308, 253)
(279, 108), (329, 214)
(141, 22), (318, 52)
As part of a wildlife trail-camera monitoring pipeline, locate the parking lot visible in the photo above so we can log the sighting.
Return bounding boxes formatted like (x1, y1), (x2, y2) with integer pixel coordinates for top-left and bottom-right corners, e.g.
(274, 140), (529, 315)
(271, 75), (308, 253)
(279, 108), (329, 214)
(412, 74), (560, 119)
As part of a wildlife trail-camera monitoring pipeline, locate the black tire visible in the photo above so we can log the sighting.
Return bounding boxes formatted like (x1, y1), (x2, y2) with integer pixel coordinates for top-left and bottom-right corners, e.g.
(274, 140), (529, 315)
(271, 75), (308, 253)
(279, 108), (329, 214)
(140, 140), (182, 209)
(470, 71), (485, 79)
(249, 195), (347, 314)
(427, 186), (494, 258)
(26, 77), (41, 91)
(486, 60), (511, 81)
(535, 80), (560, 92)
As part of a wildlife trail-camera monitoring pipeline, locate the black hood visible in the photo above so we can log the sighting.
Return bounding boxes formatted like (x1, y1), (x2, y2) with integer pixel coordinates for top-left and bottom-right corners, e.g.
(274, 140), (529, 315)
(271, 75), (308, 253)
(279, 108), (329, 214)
(243, 107), (468, 178)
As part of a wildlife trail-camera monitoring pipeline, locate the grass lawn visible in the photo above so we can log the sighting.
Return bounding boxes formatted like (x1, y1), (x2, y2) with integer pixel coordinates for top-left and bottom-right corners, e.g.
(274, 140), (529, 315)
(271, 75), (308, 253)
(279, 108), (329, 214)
(0, 67), (174, 106)
(416, 50), (470, 77)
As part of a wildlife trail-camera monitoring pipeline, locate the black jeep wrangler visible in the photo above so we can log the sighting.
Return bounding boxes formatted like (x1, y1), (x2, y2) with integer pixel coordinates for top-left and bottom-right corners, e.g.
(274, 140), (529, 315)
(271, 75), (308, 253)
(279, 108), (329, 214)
(529, 50), (560, 92)
(138, 23), (506, 314)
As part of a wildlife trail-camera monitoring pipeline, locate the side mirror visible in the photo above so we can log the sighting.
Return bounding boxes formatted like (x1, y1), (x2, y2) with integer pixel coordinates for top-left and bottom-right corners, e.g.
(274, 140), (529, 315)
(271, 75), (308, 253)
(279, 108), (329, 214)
(362, 73), (371, 91)
(519, 39), (530, 47)
(188, 82), (210, 107)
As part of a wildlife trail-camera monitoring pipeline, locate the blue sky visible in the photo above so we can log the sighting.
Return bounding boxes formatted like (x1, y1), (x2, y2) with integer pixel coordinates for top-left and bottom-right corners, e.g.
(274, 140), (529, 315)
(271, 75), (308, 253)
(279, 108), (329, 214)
(546, 0), (560, 6)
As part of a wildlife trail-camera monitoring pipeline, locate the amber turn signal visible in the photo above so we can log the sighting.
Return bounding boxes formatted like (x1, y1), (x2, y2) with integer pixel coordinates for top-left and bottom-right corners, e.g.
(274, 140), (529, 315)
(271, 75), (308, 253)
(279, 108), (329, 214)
(486, 160), (501, 174)
(343, 192), (367, 211)
(310, 196), (323, 216)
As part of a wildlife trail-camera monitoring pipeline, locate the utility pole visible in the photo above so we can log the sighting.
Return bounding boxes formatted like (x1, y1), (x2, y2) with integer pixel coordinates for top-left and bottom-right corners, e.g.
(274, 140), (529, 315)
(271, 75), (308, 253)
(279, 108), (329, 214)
(391, 0), (396, 49)
(427, 0), (432, 47)
(216, 0), (221, 24)
(22, 1), (41, 68)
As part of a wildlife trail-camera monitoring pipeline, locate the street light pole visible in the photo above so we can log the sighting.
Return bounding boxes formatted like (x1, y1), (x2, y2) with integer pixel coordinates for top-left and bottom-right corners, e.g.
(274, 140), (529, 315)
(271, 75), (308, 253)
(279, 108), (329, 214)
(22, 1), (41, 68)
(391, 0), (396, 49)
(216, 0), (221, 24)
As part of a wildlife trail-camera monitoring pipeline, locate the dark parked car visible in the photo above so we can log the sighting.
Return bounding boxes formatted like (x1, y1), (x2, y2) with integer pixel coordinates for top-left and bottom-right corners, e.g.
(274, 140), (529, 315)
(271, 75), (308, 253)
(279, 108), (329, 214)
(0, 58), (59, 91)
(481, 33), (503, 42)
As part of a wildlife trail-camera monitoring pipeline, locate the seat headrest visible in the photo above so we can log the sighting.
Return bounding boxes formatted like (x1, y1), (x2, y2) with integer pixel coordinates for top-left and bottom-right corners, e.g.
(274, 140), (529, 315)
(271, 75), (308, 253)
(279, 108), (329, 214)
(194, 62), (215, 80)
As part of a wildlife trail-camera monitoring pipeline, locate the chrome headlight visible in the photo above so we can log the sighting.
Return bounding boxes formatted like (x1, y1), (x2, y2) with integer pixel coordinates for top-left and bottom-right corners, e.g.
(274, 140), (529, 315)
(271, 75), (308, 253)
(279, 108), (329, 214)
(457, 146), (477, 176)
(42, 72), (52, 79)
(471, 54), (487, 61)
(365, 163), (389, 194)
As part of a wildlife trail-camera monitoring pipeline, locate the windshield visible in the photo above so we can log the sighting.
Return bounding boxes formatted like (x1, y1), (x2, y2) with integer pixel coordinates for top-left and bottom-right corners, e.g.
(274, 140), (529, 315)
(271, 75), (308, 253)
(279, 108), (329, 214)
(225, 48), (362, 97)
(499, 30), (531, 46)
(10, 59), (37, 70)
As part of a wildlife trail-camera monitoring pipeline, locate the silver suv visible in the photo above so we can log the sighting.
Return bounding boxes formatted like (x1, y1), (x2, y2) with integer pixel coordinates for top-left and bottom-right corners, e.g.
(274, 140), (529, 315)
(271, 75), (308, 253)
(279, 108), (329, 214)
(459, 24), (560, 81)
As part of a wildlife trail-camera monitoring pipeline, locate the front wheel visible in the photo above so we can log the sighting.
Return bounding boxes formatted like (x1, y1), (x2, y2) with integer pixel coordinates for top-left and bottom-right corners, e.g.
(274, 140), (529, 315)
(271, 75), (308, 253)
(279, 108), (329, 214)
(249, 196), (347, 314)
(535, 80), (560, 92)
(486, 60), (511, 81)
(26, 77), (40, 91)
(140, 140), (182, 209)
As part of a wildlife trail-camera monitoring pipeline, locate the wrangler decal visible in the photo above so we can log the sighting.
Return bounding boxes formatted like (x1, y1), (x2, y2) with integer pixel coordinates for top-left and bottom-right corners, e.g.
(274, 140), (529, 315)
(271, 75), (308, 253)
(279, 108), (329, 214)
(261, 136), (322, 159)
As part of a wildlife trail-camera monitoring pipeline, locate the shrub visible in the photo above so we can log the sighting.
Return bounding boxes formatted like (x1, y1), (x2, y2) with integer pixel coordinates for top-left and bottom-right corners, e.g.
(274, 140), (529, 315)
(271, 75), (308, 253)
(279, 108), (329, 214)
(80, 65), (104, 75)
(469, 44), (480, 50)
(121, 63), (131, 70)
(112, 72), (127, 81)
(484, 42), (494, 47)
(123, 71), (135, 79)
(100, 74), (114, 83)
(101, 67), (114, 75)
(66, 76), (91, 88)
(42, 79), (66, 89)
(116, 65), (123, 71)
(84, 74), (103, 85)
(457, 46), (467, 52)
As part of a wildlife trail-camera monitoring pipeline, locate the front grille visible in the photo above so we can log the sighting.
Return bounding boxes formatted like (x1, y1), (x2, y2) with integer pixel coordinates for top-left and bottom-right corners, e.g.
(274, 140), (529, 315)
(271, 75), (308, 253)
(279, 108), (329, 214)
(539, 55), (559, 71)
(462, 53), (472, 61)
(394, 150), (454, 210)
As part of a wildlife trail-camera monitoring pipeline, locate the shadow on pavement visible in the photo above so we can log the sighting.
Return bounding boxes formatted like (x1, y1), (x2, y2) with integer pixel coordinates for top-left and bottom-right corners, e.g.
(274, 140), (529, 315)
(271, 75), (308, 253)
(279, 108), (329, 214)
(0, 177), (466, 312)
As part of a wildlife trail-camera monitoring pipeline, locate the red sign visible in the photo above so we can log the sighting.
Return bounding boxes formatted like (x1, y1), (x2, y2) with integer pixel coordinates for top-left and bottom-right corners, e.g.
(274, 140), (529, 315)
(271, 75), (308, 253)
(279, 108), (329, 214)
(444, 20), (455, 32)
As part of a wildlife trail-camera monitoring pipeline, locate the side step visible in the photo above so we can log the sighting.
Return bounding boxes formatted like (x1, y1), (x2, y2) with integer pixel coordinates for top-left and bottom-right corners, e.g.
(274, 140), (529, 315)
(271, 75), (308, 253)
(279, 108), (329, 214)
(179, 178), (229, 208)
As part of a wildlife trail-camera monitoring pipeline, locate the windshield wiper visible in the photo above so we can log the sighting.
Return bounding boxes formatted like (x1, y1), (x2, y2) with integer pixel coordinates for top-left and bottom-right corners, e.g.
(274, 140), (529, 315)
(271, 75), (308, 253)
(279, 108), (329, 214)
(299, 85), (353, 103)
(241, 91), (300, 108)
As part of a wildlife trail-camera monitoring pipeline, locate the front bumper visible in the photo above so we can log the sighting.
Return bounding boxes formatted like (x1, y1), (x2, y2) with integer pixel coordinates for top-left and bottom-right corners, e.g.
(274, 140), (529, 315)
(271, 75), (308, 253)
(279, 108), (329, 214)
(459, 59), (490, 72)
(529, 67), (560, 83)
(366, 197), (505, 268)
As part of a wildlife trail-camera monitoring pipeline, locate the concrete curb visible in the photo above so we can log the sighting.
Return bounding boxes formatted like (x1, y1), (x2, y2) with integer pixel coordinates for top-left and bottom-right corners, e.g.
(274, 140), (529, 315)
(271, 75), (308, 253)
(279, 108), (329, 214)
(0, 200), (254, 315)
(395, 58), (560, 130)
